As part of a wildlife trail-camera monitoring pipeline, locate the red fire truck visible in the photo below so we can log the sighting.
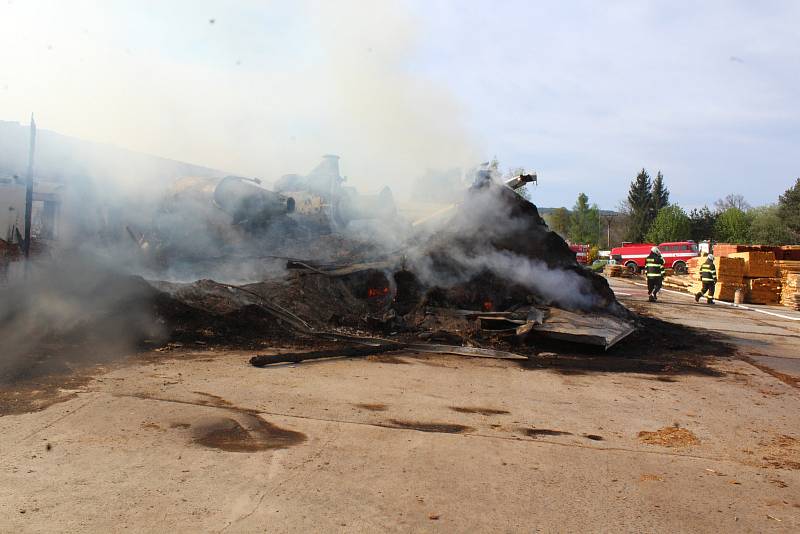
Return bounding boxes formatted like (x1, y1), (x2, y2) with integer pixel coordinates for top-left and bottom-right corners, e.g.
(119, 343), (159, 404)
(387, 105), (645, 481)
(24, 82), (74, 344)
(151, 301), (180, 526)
(569, 243), (590, 265)
(610, 241), (699, 274)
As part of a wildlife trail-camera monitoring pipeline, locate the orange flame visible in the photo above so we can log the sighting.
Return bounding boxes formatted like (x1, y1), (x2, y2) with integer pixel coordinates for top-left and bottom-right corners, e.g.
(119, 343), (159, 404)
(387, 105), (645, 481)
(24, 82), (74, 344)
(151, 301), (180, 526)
(368, 287), (389, 298)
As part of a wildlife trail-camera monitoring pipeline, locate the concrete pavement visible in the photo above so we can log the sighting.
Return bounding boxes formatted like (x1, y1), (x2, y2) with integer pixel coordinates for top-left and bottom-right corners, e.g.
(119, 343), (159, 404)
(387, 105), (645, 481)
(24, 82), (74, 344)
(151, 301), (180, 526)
(610, 277), (800, 383)
(1, 280), (799, 532)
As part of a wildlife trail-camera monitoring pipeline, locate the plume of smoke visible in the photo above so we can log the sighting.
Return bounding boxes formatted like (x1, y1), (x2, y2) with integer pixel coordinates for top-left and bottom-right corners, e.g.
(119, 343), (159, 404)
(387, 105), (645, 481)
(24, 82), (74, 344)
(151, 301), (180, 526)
(0, 254), (166, 383)
(414, 247), (604, 310)
(0, 1), (479, 200)
(405, 171), (614, 312)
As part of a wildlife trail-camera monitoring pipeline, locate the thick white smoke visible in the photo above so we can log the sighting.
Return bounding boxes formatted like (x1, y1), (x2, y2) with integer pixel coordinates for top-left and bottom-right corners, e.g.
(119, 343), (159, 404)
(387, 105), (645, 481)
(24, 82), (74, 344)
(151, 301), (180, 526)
(405, 172), (609, 311)
(0, 1), (479, 200)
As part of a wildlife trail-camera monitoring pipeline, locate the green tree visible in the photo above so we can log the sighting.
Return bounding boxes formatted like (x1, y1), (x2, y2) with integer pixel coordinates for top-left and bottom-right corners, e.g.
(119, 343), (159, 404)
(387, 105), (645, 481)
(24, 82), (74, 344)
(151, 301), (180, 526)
(749, 205), (795, 245)
(569, 193), (600, 244)
(651, 171), (670, 214)
(645, 205), (691, 244)
(689, 206), (717, 242)
(778, 178), (800, 238)
(547, 207), (570, 237)
(625, 168), (652, 242)
(715, 207), (752, 244)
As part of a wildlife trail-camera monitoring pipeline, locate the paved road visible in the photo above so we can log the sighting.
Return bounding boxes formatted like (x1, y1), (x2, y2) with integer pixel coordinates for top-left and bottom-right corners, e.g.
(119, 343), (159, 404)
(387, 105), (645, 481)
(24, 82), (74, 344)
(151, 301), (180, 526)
(609, 277), (800, 382)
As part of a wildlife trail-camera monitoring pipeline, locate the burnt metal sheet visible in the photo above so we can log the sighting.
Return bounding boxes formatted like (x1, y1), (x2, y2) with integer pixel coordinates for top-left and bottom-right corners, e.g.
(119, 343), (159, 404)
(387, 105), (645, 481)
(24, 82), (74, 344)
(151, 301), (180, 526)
(531, 308), (635, 350)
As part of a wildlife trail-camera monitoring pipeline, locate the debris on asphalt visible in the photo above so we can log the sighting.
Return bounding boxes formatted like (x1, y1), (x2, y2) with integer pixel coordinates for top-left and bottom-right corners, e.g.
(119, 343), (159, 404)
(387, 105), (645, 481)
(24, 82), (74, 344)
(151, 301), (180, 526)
(637, 427), (700, 447)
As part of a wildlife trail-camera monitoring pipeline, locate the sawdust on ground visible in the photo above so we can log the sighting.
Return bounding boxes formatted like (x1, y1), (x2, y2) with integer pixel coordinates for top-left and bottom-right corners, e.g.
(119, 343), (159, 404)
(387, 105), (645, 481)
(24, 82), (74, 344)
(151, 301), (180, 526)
(637, 426), (700, 447)
(760, 434), (800, 470)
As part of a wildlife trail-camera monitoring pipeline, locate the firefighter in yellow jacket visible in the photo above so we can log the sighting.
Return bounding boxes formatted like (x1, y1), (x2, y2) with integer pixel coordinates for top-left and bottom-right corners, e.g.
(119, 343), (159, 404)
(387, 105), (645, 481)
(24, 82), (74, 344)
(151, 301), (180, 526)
(695, 254), (717, 304)
(645, 246), (665, 302)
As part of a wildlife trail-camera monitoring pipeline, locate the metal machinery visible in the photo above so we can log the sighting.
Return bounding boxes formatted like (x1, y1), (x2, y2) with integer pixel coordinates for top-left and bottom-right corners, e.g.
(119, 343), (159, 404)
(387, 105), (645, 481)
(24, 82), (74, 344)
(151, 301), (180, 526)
(273, 155), (396, 231)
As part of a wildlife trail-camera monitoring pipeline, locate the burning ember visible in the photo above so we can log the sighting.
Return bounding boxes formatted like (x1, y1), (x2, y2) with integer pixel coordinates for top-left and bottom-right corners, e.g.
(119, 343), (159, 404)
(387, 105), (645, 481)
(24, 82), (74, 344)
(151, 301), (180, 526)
(368, 286), (389, 298)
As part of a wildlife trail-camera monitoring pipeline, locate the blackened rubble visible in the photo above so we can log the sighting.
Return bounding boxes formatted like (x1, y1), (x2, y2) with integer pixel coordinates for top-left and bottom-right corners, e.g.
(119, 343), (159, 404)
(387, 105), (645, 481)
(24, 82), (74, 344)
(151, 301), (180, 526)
(0, 176), (636, 383)
(237, 177), (635, 360)
(408, 177), (625, 315)
(157, 177), (634, 356)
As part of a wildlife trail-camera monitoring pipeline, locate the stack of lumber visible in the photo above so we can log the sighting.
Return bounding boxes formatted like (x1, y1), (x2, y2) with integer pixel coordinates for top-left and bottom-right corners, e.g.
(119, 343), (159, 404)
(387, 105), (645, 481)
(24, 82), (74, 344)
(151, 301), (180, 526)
(714, 244), (800, 260)
(779, 266), (800, 309)
(728, 251), (778, 278)
(605, 264), (626, 277)
(663, 275), (694, 291)
(686, 257), (704, 279)
(781, 273), (800, 310)
(778, 245), (800, 261)
(689, 256), (745, 302)
(746, 277), (782, 304)
(727, 251), (780, 304)
(714, 243), (779, 257)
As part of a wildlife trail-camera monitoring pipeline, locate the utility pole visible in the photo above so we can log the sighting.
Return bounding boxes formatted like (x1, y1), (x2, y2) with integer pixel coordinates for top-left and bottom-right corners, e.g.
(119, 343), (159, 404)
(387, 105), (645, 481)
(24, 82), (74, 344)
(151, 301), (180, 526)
(603, 214), (611, 249)
(23, 114), (37, 273)
(601, 213), (619, 249)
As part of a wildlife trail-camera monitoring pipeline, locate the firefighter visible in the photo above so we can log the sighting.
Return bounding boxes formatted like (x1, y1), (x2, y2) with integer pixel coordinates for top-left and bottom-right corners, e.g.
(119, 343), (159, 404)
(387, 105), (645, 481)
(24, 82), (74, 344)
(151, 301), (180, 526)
(695, 254), (717, 304)
(645, 246), (665, 302)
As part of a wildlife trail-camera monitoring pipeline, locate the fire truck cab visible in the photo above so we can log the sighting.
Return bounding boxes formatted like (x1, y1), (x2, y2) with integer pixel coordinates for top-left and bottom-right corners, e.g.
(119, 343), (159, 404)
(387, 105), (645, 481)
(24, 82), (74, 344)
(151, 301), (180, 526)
(569, 243), (590, 265)
(610, 241), (698, 274)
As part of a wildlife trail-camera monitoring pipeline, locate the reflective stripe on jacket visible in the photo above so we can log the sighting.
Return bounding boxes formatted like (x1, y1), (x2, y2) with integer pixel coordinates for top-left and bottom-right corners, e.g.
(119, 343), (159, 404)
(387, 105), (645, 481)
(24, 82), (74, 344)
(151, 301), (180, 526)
(700, 260), (717, 282)
(645, 253), (665, 278)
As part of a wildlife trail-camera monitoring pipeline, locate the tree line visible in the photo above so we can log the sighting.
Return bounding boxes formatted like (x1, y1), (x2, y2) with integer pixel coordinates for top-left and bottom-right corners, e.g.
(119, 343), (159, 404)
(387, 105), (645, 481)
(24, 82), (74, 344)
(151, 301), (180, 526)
(543, 170), (800, 248)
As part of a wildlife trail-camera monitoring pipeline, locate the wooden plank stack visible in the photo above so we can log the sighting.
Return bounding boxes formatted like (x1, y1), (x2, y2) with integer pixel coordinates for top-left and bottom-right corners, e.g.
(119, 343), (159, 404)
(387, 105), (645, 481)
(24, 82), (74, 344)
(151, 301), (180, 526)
(746, 277), (781, 304)
(780, 265), (800, 309)
(689, 256), (745, 302)
(663, 275), (694, 291)
(605, 264), (626, 277)
(686, 257), (704, 280)
(778, 245), (800, 310)
(657, 244), (800, 306)
(726, 251), (780, 304)
(728, 251), (778, 277)
(714, 243), (780, 257)
(713, 245), (800, 307)
(775, 245), (800, 261)
(781, 273), (800, 310)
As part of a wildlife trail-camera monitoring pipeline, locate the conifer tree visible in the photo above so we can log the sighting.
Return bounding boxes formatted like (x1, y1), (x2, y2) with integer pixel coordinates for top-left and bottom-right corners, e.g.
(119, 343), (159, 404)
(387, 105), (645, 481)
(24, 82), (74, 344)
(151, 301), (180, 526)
(625, 168), (652, 242)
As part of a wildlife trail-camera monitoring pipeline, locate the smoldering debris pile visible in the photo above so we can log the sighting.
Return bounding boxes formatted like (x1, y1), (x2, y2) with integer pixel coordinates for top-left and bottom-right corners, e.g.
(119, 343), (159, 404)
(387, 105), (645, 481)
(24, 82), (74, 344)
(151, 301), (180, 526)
(243, 179), (633, 363)
(409, 178), (622, 314)
(1, 178), (635, 380)
(157, 178), (633, 358)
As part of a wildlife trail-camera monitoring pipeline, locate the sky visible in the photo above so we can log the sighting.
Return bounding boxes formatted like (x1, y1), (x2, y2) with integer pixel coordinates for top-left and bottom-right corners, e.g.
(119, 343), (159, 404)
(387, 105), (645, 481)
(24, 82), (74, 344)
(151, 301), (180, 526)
(0, 0), (798, 209)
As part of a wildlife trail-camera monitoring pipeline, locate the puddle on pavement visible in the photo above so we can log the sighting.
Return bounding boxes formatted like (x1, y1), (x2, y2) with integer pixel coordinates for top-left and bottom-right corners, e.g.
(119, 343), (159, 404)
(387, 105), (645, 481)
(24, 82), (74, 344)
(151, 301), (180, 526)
(387, 419), (472, 434)
(449, 406), (510, 416)
(112, 391), (307, 452)
(523, 428), (572, 438)
(354, 403), (388, 411)
(193, 414), (306, 452)
(365, 355), (409, 364)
